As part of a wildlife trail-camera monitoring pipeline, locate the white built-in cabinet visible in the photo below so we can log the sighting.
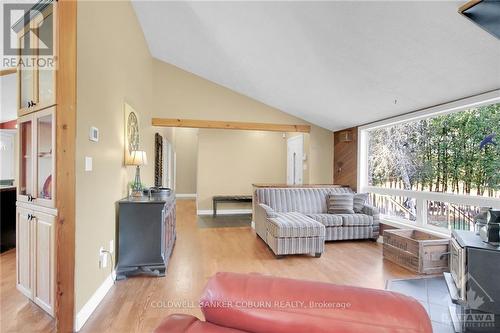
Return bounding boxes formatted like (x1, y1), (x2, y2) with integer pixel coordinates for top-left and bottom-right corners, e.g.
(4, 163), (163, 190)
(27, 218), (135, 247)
(16, 1), (57, 317)
(17, 107), (56, 208)
(16, 206), (55, 316)
(16, 107), (56, 317)
(17, 3), (56, 117)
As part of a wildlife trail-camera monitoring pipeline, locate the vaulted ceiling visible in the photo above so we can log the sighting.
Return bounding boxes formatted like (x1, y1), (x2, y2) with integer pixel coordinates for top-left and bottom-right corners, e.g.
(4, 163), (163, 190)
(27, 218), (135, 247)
(132, 1), (500, 131)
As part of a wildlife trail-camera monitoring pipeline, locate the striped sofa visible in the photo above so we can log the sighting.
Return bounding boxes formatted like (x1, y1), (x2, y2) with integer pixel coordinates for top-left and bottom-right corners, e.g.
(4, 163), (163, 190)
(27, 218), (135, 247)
(254, 187), (380, 257)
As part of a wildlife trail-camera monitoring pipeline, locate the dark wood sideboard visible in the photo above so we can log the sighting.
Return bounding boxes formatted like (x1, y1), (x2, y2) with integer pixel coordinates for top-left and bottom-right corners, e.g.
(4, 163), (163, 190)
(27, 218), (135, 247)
(0, 186), (16, 253)
(116, 193), (176, 280)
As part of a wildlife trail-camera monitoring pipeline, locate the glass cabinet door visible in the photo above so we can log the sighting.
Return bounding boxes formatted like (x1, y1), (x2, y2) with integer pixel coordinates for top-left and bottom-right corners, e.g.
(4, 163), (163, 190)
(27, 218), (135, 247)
(19, 30), (35, 113)
(18, 116), (34, 200)
(35, 108), (55, 207)
(34, 9), (55, 109)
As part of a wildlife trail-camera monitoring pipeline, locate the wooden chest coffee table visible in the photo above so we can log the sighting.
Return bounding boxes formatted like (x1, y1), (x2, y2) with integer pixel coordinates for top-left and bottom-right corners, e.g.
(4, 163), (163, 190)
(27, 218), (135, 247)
(383, 229), (450, 274)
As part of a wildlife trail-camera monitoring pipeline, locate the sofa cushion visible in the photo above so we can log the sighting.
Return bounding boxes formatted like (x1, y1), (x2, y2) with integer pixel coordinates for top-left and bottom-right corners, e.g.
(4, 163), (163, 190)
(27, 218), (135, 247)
(306, 214), (343, 227)
(267, 212), (325, 238)
(338, 214), (374, 226)
(256, 187), (353, 214)
(327, 193), (355, 214)
(353, 193), (369, 213)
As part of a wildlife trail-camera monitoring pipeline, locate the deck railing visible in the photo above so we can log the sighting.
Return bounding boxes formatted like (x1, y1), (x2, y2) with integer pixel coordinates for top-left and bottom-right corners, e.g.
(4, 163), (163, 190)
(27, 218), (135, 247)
(364, 186), (500, 232)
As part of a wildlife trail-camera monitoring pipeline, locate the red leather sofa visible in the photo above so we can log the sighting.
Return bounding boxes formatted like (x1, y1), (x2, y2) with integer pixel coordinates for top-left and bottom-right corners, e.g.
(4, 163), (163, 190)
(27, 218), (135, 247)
(154, 272), (432, 333)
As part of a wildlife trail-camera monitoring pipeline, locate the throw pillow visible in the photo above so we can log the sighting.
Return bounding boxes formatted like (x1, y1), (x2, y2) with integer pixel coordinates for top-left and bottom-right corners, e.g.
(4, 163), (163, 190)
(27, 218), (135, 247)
(353, 193), (369, 213)
(327, 193), (354, 214)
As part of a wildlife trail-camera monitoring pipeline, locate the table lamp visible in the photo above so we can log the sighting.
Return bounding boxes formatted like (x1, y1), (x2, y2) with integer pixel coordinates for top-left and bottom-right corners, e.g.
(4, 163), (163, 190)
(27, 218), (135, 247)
(129, 150), (147, 196)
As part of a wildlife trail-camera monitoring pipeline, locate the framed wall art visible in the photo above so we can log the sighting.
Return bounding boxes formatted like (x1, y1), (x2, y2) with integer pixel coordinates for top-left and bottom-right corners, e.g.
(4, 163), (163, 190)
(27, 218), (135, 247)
(124, 103), (140, 165)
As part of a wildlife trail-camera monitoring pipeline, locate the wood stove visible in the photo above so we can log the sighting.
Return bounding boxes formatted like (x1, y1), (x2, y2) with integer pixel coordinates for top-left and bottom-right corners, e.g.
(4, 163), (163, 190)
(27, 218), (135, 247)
(444, 230), (500, 332)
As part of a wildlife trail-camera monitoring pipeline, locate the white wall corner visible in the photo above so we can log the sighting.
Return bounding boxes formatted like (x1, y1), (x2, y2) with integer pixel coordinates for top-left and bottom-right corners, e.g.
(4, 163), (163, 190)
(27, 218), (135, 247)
(74, 272), (115, 331)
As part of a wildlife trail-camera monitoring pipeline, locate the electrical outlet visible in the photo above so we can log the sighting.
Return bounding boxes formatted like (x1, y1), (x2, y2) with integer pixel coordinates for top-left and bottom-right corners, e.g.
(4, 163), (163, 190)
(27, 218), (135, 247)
(109, 240), (114, 254)
(99, 246), (107, 268)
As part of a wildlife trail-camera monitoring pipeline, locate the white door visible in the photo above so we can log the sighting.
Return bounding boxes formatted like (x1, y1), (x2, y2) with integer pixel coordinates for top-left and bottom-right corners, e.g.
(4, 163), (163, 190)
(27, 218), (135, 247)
(162, 138), (173, 189)
(287, 135), (303, 185)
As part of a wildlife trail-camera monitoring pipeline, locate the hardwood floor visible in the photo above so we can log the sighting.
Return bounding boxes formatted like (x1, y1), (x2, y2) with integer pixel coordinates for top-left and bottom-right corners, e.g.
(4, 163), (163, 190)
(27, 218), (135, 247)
(0, 249), (55, 333)
(1, 199), (417, 332)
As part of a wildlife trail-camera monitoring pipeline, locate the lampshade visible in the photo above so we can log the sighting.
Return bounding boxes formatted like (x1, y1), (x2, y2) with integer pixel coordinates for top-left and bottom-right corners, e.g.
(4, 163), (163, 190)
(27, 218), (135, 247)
(129, 150), (147, 166)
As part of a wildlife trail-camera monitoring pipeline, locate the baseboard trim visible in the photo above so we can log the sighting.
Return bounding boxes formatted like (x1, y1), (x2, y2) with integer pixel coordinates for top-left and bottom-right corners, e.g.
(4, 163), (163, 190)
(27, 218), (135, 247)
(74, 272), (115, 331)
(197, 209), (252, 216)
(175, 193), (197, 199)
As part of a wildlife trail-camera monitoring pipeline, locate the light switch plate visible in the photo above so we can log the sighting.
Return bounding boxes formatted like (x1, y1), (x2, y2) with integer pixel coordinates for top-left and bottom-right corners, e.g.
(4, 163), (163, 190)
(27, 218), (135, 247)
(89, 127), (99, 142)
(85, 156), (93, 171)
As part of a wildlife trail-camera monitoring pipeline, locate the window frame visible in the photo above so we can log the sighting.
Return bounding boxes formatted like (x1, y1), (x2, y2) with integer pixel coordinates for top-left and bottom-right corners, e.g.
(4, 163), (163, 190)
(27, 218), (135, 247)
(357, 90), (500, 233)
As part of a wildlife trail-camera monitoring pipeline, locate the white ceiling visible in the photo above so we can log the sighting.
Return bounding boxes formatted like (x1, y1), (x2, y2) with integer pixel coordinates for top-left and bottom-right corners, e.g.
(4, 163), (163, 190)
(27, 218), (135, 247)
(132, 1), (500, 131)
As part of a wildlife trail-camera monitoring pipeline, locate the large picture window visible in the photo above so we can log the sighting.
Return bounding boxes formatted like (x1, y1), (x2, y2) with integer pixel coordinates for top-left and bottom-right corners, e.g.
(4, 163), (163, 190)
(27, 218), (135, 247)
(358, 92), (500, 233)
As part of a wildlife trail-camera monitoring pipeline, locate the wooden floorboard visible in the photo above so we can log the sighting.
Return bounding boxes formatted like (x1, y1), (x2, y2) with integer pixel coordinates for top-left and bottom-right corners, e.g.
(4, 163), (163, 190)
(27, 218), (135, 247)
(0, 249), (55, 333)
(1, 199), (416, 332)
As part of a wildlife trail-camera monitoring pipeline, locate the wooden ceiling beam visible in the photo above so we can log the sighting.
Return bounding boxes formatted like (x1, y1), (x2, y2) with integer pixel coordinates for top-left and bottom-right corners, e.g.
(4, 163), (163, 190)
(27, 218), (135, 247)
(458, 0), (482, 13)
(0, 68), (17, 77)
(152, 118), (311, 133)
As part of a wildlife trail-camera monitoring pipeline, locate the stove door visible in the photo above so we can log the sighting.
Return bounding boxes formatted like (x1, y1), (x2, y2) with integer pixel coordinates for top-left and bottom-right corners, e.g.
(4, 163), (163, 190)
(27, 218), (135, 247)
(450, 238), (466, 302)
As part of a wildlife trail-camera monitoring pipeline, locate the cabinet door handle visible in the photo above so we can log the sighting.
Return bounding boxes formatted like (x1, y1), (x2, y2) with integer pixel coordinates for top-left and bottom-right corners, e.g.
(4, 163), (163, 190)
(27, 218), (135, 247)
(32, 101), (37, 106)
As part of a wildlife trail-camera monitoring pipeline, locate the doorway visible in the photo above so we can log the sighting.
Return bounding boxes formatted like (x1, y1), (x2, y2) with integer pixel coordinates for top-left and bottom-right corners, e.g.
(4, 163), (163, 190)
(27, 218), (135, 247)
(162, 137), (173, 189)
(287, 135), (303, 185)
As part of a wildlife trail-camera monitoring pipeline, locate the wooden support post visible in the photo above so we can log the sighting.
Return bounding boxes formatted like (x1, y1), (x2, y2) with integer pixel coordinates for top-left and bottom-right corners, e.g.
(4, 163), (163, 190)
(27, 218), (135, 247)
(55, 0), (76, 332)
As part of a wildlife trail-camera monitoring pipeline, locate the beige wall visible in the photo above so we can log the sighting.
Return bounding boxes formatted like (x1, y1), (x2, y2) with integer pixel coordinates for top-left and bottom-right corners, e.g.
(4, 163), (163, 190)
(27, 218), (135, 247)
(173, 128), (198, 194)
(75, 1), (155, 312)
(74, 0), (333, 316)
(152, 59), (313, 124)
(152, 60), (334, 193)
(309, 126), (334, 184)
(197, 129), (287, 211)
